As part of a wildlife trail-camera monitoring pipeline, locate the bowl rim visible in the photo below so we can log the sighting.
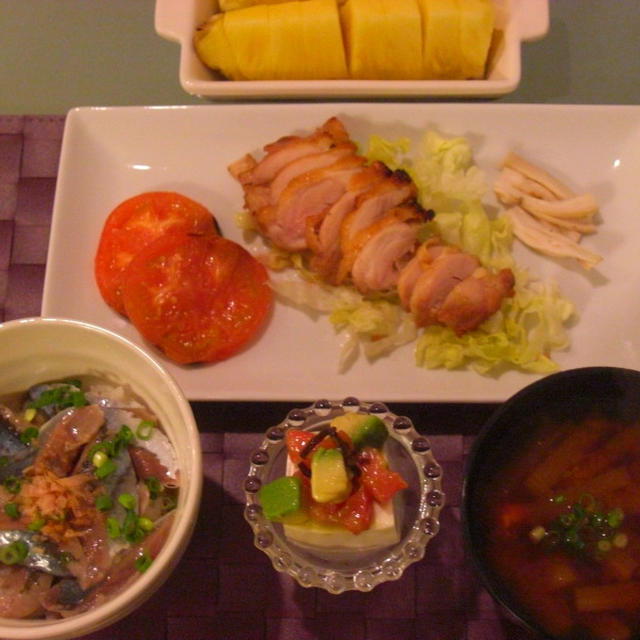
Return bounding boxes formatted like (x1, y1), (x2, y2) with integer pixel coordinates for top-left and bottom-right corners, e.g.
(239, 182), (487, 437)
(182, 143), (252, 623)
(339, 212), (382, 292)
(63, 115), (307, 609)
(0, 316), (203, 639)
(461, 365), (640, 638)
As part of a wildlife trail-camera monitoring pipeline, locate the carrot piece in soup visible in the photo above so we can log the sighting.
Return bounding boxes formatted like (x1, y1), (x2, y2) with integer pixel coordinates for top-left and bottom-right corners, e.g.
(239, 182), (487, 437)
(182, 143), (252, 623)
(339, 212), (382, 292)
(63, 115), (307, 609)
(602, 547), (640, 583)
(537, 554), (580, 591)
(525, 422), (608, 496)
(611, 485), (640, 516)
(563, 425), (640, 485)
(574, 581), (640, 612)
(583, 613), (631, 640)
(562, 465), (632, 501)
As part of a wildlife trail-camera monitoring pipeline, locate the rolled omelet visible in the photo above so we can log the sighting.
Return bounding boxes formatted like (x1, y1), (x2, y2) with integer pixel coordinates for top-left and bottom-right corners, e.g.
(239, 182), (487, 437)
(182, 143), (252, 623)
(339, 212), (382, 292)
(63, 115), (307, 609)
(194, 0), (348, 80)
(340, 0), (423, 80)
(418, 0), (494, 79)
(195, 0), (495, 81)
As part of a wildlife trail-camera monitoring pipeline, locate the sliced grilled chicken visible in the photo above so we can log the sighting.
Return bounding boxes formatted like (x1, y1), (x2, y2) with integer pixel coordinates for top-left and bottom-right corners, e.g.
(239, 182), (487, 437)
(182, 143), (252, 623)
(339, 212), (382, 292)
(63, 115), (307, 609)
(409, 247), (480, 327)
(350, 219), (421, 294)
(437, 267), (515, 335)
(254, 154), (367, 252)
(335, 171), (418, 283)
(306, 161), (392, 283)
(229, 116), (350, 186)
(244, 142), (358, 213)
(397, 238), (446, 308)
(339, 201), (431, 290)
(230, 116), (516, 338)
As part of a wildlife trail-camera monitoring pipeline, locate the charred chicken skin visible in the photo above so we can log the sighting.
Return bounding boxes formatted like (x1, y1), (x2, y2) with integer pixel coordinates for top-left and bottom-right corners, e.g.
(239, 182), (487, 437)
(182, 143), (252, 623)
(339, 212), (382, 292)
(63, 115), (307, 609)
(229, 117), (515, 335)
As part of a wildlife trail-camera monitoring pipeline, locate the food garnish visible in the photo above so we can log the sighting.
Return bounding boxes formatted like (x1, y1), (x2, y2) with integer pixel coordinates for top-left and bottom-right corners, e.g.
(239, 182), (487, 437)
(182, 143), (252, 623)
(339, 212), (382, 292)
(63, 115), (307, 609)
(494, 152), (602, 270)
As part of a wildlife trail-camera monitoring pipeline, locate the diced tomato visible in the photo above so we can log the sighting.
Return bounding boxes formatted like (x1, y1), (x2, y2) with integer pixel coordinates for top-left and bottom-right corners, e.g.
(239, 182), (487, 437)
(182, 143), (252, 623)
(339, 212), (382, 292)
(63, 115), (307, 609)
(285, 430), (315, 465)
(337, 482), (373, 534)
(308, 498), (342, 527)
(121, 232), (271, 364)
(284, 429), (344, 465)
(357, 447), (408, 504)
(95, 191), (217, 315)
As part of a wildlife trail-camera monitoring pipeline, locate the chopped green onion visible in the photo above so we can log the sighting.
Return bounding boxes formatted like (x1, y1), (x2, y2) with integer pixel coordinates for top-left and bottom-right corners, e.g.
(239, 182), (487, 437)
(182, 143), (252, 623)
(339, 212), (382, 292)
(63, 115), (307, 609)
(114, 425), (134, 452)
(88, 441), (111, 460)
(608, 508), (624, 528)
(27, 514), (45, 531)
(117, 493), (136, 511)
(138, 517), (154, 532)
(23, 408), (36, 423)
(122, 511), (146, 544)
(92, 450), (109, 469)
(19, 426), (39, 445)
(0, 540), (28, 565)
(4, 503), (19, 519)
(3, 477), (21, 495)
(136, 420), (155, 440)
(94, 458), (117, 480)
(529, 526), (546, 543)
(536, 494), (627, 560)
(134, 551), (152, 573)
(27, 384), (87, 411)
(95, 495), (113, 512)
(144, 477), (161, 500)
(106, 517), (120, 539)
(69, 391), (86, 407)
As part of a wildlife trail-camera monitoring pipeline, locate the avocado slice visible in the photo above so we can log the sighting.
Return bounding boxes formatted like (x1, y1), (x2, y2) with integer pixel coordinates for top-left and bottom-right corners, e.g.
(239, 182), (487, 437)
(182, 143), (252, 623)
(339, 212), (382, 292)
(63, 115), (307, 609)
(310, 448), (351, 504)
(330, 413), (388, 451)
(258, 475), (306, 523)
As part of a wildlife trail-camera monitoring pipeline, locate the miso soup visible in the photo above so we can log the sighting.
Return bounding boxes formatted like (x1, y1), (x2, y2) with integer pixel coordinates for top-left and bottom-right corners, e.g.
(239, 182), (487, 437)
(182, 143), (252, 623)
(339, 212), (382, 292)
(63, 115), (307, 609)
(478, 415), (640, 640)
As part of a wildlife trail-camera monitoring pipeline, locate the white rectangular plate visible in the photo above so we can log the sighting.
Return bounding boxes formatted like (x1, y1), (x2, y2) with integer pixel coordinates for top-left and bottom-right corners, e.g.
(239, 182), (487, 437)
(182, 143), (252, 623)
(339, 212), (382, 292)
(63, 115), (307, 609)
(43, 104), (640, 402)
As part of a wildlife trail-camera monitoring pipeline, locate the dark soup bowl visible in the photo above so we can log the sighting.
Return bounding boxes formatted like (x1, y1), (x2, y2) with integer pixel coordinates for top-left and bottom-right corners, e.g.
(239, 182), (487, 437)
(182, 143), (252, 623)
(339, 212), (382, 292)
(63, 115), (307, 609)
(462, 367), (640, 640)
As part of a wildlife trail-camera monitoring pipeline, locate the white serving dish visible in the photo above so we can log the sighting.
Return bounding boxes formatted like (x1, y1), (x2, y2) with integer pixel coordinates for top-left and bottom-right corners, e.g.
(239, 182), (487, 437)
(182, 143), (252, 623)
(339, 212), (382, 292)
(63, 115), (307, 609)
(154, 0), (549, 99)
(42, 103), (640, 403)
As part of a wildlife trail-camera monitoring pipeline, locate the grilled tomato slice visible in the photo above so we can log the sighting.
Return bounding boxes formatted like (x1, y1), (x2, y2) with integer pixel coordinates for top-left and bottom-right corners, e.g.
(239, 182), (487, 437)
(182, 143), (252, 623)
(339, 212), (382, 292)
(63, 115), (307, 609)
(95, 191), (217, 314)
(121, 232), (271, 364)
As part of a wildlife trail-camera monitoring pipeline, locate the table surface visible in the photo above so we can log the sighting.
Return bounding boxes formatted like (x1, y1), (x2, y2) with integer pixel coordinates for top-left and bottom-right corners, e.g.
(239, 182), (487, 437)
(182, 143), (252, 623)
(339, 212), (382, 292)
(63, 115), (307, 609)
(1, 1), (639, 638)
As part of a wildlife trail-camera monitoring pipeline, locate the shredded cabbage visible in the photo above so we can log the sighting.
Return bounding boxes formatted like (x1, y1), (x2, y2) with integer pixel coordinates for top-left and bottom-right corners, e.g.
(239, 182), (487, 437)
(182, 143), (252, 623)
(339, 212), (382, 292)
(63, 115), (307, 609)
(261, 127), (576, 375)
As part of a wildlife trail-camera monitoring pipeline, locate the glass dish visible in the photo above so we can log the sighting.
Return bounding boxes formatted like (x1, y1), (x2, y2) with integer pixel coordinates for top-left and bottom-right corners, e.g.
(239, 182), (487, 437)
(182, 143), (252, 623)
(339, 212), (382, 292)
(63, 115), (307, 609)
(243, 398), (444, 594)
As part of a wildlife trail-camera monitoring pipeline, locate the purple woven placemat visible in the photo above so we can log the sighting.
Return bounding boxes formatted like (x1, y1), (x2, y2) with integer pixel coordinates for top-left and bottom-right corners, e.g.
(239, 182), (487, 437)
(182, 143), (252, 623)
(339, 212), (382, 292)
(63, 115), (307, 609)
(0, 115), (536, 640)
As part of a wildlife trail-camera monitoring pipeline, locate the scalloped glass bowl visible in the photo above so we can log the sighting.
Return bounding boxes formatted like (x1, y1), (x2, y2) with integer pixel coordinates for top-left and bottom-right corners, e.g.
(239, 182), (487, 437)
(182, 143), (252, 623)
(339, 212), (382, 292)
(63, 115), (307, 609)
(244, 398), (444, 594)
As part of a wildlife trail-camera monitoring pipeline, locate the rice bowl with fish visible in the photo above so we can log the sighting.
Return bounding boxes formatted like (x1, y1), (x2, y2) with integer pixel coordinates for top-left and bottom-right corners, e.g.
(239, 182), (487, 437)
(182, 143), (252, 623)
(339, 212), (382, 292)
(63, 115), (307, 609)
(0, 317), (201, 640)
